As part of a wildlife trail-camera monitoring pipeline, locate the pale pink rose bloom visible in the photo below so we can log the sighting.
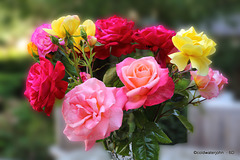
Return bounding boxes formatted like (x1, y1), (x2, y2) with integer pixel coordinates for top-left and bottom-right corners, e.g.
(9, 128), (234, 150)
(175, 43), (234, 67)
(190, 68), (228, 99)
(116, 56), (175, 110)
(62, 78), (127, 151)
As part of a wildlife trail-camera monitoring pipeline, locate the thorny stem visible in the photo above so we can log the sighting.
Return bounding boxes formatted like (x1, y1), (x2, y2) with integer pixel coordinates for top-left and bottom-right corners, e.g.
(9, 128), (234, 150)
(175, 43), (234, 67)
(189, 98), (207, 105)
(159, 106), (180, 118)
(93, 63), (111, 72)
(184, 85), (196, 91)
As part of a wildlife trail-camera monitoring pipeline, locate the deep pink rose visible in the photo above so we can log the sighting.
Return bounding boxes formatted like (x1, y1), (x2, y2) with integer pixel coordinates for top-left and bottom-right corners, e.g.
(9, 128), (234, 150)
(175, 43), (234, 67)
(80, 72), (91, 82)
(31, 24), (58, 57)
(116, 56), (174, 110)
(95, 15), (135, 59)
(132, 25), (176, 67)
(24, 58), (68, 116)
(190, 68), (228, 99)
(62, 78), (127, 151)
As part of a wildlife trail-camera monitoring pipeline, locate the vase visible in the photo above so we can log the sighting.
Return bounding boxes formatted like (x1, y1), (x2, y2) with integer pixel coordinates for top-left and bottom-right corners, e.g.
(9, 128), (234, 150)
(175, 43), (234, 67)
(108, 151), (134, 160)
(107, 143), (134, 160)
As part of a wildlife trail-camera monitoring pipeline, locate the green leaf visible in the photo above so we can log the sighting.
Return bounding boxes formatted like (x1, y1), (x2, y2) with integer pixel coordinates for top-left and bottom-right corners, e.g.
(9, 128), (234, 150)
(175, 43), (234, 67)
(169, 91), (189, 108)
(31, 50), (39, 62)
(50, 36), (59, 45)
(127, 113), (135, 134)
(53, 50), (78, 77)
(66, 37), (74, 49)
(132, 132), (159, 160)
(175, 78), (191, 91)
(115, 140), (130, 156)
(103, 67), (123, 87)
(95, 41), (104, 46)
(133, 110), (148, 129)
(145, 122), (172, 144)
(173, 110), (194, 133)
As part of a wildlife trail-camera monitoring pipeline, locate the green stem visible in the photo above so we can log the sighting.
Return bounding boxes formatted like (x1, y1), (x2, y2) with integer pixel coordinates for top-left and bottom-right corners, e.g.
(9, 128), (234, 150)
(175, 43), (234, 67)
(153, 103), (165, 122)
(71, 46), (83, 83)
(93, 63), (111, 72)
(71, 47), (77, 63)
(103, 139), (109, 150)
(65, 69), (78, 84)
(188, 92), (201, 104)
(184, 85), (196, 91)
(58, 45), (75, 66)
(159, 106), (180, 118)
(190, 98), (207, 105)
(82, 41), (93, 77)
(117, 57), (121, 63)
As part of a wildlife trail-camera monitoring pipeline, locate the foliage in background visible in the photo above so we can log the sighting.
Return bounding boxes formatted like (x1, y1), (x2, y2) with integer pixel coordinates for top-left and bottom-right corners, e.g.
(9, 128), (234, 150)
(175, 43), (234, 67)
(0, 58), (33, 98)
(1, 0), (240, 25)
(0, 100), (54, 160)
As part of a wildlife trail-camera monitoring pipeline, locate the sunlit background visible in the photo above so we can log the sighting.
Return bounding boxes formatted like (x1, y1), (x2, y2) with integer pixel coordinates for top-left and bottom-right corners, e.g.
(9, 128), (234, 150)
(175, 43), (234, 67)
(1, 0), (240, 159)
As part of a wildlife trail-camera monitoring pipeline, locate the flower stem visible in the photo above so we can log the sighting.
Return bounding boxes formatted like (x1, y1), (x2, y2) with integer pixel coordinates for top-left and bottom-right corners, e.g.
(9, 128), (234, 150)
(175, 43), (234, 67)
(159, 106), (180, 118)
(58, 45), (75, 66)
(153, 103), (165, 122)
(70, 46), (83, 83)
(189, 98), (207, 105)
(65, 69), (78, 84)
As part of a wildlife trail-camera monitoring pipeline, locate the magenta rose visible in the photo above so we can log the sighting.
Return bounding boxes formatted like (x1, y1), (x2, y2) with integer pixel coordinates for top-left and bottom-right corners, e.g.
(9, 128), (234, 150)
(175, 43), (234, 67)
(95, 15), (135, 59)
(132, 25), (176, 67)
(31, 24), (58, 57)
(62, 78), (127, 151)
(191, 68), (228, 99)
(24, 58), (68, 116)
(116, 56), (175, 110)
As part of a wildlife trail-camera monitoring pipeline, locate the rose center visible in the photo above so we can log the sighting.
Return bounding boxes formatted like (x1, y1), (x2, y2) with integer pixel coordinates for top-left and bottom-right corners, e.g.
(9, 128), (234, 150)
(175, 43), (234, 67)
(135, 64), (151, 78)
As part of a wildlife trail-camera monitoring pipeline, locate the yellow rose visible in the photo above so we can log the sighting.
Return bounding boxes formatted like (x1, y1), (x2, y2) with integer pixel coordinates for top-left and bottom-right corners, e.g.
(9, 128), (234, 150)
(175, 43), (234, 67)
(44, 15), (80, 38)
(169, 27), (216, 76)
(73, 19), (96, 52)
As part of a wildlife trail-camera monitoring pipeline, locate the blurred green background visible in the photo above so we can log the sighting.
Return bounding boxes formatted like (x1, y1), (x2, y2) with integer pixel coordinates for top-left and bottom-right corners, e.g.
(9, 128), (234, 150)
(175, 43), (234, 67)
(0, 0), (240, 159)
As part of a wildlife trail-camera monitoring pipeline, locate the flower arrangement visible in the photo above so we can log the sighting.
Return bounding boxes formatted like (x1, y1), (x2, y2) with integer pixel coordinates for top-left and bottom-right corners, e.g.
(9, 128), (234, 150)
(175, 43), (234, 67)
(24, 15), (228, 160)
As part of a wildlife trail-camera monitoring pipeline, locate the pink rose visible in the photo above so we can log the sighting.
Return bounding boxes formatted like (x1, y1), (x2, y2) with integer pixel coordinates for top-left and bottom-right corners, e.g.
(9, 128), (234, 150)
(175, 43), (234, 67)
(116, 56), (175, 110)
(24, 58), (68, 116)
(31, 24), (58, 57)
(132, 25), (176, 67)
(95, 15), (135, 59)
(62, 78), (127, 151)
(80, 72), (91, 82)
(190, 68), (228, 99)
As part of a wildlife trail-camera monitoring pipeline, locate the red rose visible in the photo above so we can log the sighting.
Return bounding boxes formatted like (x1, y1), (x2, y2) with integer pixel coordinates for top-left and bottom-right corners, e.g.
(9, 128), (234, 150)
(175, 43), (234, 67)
(132, 25), (176, 67)
(95, 15), (135, 59)
(24, 58), (68, 116)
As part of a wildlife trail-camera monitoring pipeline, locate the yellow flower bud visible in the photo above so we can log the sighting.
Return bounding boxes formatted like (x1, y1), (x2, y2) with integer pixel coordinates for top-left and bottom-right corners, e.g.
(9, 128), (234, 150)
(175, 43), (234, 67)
(73, 19), (96, 52)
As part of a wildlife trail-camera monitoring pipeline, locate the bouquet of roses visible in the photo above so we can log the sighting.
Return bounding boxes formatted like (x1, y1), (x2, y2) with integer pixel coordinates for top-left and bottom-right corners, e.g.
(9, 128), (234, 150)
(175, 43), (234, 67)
(24, 15), (228, 160)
